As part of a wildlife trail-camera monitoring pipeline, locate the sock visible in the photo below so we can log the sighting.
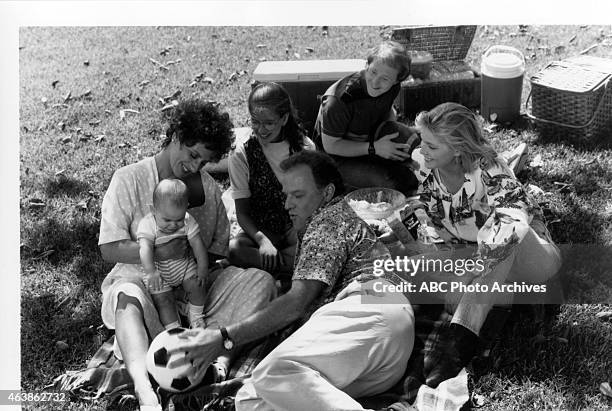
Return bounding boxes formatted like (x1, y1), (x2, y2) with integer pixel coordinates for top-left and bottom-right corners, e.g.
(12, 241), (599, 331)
(164, 320), (181, 330)
(187, 303), (205, 327)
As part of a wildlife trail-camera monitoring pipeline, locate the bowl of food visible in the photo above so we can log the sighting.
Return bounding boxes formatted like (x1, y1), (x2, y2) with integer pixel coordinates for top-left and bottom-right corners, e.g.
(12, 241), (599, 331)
(345, 187), (406, 221)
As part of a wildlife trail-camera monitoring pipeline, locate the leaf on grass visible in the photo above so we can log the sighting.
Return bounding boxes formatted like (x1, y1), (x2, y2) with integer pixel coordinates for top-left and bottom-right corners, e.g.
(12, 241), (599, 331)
(89, 119), (101, 126)
(161, 100), (179, 112)
(94, 135), (105, 143)
(203, 77), (214, 84)
(164, 90), (181, 101)
(160, 47), (172, 56)
(63, 91), (72, 103)
(104, 109), (112, 116)
(294, 52), (301, 59)
(120, 109), (140, 119)
(527, 184), (545, 195)
(305, 47), (314, 53)
(489, 113), (498, 122)
(166, 59), (181, 66)
(223, 38), (232, 43)
(228, 72), (239, 82)
(569, 34), (577, 43)
(530, 154), (543, 168)
(554, 45), (566, 54)
(556, 337), (568, 344)
(76, 199), (89, 210)
(595, 311), (612, 320)
(256, 44), (267, 48)
(61, 136), (72, 144)
(258, 57), (267, 62)
(118, 142), (132, 148)
(57, 122), (65, 130)
(51, 80), (59, 88)
(138, 80), (151, 88)
(580, 44), (598, 55)
(29, 199), (46, 208)
(79, 135), (90, 142)
(41, 96), (48, 105)
(52, 103), (69, 109)
(34, 249), (55, 260)
(149, 57), (169, 71)
(55, 340), (69, 351)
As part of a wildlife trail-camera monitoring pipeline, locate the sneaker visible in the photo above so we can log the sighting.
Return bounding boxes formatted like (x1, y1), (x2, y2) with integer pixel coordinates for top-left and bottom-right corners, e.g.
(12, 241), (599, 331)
(424, 323), (479, 388)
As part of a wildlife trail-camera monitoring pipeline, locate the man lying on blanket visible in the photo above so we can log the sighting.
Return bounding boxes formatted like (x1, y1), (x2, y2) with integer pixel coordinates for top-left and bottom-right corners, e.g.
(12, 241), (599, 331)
(167, 150), (415, 410)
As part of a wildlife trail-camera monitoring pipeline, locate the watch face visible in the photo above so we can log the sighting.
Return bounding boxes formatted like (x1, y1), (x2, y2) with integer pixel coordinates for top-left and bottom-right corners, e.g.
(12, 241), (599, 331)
(223, 339), (234, 350)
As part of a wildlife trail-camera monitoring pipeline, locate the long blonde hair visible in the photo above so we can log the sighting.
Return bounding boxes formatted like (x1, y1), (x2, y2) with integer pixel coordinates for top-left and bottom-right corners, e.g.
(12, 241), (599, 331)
(415, 102), (506, 173)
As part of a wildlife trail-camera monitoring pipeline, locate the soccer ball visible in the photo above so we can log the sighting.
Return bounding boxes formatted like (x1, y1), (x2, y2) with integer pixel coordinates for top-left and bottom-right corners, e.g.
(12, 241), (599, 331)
(146, 327), (205, 393)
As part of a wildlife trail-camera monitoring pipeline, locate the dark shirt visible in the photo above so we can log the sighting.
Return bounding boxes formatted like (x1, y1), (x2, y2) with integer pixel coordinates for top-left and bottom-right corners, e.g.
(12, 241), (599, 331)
(314, 70), (400, 148)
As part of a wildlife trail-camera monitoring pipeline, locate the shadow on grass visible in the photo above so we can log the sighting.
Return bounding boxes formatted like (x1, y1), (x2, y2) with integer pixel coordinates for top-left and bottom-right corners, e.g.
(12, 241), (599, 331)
(44, 175), (92, 198)
(21, 289), (108, 391)
(474, 305), (612, 409)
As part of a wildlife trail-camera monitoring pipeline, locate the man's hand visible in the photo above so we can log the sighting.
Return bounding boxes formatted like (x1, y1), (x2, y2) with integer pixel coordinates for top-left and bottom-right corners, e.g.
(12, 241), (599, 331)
(166, 328), (224, 379)
(373, 133), (413, 162)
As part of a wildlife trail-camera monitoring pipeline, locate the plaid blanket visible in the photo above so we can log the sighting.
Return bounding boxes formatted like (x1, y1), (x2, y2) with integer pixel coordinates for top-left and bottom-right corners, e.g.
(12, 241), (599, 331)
(49, 305), (510, 411)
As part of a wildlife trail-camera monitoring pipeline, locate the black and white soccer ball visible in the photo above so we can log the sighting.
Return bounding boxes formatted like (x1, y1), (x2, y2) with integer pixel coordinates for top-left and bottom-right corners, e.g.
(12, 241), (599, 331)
(146, 327), (205, 393)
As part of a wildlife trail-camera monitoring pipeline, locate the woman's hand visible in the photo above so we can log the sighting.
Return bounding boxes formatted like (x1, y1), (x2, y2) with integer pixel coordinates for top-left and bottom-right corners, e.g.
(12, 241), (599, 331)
(373, 133), (413, 162)
(154, 237), (189, 261)
(166, 328), (224, 379)
(258, 237), (284, 272)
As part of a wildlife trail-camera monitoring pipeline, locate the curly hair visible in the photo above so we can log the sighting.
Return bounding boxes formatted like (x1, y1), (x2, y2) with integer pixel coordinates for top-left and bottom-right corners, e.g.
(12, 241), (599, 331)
(280, 150), (345, 198)
(248, 82), (307, 154)
(162, 99), (234, 162)
(415, 102), (506, 173)
(366, 41), (412, 82)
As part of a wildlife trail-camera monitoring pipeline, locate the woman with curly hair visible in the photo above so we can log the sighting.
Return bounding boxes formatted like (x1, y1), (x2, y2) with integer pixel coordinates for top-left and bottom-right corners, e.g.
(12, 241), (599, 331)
(98, 99), (276, 410)
(228, 82), (315, 275)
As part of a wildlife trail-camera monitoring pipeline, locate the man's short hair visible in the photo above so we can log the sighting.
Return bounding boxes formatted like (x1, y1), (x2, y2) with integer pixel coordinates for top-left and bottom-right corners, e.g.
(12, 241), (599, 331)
(279, 151), (345, 197)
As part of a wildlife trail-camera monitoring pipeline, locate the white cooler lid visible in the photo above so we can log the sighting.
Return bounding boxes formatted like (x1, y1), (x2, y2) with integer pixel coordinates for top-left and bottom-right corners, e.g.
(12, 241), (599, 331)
(253, 59), (366, 82)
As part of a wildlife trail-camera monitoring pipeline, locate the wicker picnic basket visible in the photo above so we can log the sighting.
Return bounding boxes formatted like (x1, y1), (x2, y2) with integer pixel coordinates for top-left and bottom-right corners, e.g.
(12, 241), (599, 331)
(527, 56), (612, 144)
(391, 25), (481, 118)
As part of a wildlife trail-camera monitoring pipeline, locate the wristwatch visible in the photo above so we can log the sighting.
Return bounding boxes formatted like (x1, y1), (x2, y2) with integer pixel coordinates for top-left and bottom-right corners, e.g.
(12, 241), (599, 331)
(368, 140), (376, 157)
(219, 326), (234, 351)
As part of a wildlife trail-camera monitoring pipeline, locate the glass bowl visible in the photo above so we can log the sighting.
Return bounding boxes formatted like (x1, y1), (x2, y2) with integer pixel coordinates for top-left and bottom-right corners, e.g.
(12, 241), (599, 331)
(345, 187), (406, 221)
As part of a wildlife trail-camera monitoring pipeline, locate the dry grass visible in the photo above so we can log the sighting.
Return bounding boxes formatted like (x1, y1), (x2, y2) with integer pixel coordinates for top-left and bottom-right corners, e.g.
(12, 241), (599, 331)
(19, 26), (612, 410)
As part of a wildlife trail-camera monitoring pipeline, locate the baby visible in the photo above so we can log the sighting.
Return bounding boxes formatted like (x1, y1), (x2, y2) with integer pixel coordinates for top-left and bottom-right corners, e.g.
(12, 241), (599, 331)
(137, 178), (209, 329)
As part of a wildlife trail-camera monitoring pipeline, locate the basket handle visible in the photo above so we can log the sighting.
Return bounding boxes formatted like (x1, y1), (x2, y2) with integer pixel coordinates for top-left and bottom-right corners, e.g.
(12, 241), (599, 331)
(524, 78), (610, 129)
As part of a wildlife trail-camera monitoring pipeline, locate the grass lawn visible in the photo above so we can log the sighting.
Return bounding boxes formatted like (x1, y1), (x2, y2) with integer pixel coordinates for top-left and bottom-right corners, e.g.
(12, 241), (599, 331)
(19, 26), (612, 410)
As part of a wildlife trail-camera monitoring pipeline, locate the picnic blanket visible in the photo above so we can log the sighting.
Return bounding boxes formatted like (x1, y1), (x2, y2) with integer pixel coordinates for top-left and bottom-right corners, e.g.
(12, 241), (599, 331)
(49, 303), (511, 410)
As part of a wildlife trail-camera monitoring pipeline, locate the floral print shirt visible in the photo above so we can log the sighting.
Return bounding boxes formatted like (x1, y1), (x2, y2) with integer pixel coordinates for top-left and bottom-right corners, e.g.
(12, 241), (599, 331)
(412, 149), (546, 265)
(292, 197), (399, 314)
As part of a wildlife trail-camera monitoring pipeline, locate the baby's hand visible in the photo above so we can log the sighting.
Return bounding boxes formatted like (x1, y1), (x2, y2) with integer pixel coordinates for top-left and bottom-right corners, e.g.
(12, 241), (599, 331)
(145, 270), (162, 292)
(196, 270), (207, 289)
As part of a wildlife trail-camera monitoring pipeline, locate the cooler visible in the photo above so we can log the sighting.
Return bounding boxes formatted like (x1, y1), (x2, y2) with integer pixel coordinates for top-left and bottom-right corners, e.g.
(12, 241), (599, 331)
(253, 59), (366, 132)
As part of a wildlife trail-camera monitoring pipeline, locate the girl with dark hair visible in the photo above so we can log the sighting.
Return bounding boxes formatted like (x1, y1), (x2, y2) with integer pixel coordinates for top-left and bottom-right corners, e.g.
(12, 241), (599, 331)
(228, 82), (315, 275)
